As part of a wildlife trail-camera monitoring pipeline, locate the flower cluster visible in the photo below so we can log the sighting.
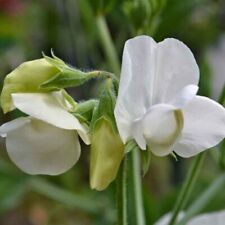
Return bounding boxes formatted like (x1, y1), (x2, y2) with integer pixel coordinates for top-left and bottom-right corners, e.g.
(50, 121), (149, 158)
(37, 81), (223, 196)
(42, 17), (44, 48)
(0, 36), (225, 191)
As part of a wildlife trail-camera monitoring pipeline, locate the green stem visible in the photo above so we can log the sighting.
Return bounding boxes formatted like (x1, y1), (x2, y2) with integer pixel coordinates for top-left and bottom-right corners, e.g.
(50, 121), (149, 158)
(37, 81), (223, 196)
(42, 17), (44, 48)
(177, 174), (225, 225)
(117, 156), (128, 225)
(96, 14), (120, 75)
(168, 153), (205, 225)
(132, 147), (146, 225)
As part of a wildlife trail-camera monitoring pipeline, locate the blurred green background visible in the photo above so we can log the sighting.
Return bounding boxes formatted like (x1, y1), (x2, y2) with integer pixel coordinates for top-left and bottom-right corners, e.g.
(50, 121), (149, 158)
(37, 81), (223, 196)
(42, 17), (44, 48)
(0, 0), (225, 224)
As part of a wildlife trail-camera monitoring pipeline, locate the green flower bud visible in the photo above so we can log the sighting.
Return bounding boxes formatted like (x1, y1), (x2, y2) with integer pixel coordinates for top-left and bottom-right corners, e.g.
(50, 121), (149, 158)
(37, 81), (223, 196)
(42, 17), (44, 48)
(90, 78), (124, 191)
(90, 117), (124, 191)
(1, 58), (59, 113)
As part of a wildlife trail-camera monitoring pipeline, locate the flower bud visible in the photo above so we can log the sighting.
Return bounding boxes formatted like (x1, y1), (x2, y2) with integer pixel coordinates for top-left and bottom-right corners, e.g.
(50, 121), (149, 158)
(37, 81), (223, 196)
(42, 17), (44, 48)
(1, 58), (60, 113)
(90, 117), (124, 191)
(90, 78), (124, 191)
(0, 52), (98, 113)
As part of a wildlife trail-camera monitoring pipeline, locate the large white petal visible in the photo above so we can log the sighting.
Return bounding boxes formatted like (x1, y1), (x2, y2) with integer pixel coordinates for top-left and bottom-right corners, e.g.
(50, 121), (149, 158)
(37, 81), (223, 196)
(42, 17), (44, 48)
(115, 36), (199, 144)
(131, 118), (146, 150)
(0, 117), (30, 137)
(5, 118), (80, 175)
(115, 36), (156, 143)
(77, 123), (91, 145)
(174, 96), (225, 157)
(153, 38), (199, 105)
(136, 104), (183, 156)
(51, 90), (75, 111)
(170, 85), (199, 109)
(12, 92), (90, 144)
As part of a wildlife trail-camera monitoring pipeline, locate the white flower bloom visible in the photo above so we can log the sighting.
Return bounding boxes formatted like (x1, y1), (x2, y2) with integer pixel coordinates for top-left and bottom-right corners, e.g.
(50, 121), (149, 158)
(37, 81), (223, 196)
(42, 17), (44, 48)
(115, 36), (225, 157)
(0, 91), (90, 175)
(155, 210), (225, 225)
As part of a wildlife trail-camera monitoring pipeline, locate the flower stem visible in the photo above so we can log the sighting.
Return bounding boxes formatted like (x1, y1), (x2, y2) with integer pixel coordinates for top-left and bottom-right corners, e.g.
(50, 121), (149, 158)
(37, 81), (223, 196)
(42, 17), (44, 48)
(168, 153), (205, 225)
(131, 147), (146, 225)
(117, 156), (128, 225)
(96, 14), (120, 75)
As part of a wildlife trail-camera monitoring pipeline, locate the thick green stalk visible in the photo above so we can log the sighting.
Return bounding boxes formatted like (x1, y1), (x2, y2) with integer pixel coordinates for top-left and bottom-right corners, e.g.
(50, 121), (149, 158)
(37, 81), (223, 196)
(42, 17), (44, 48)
(96, 14), (120, 75)
(132, 147), (146, 225)
(168, 153), (205, 225)
(177, 174), (225, 225)
(117, 156), (128, 225)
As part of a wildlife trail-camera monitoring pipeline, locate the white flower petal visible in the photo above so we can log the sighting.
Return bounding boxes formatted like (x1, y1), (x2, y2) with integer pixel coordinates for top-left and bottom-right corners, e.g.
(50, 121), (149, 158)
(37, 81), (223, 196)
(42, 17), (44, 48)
(140, 104), (183, 156)
(115, 36), (199, 144)
(153, 38), (199, 105)
(170, 85), (199, 108)
(12, 92), (90, 143)
(5, 118), (80, 175)
(131, 119), (147, 150)
(115, 35), (156, 143)
(51, 90), (74, 111)
(0, 117), (30, 137)
(188, 210), (225, 225)
(77, 123), (91, 145)
(174, 96), (225, 157)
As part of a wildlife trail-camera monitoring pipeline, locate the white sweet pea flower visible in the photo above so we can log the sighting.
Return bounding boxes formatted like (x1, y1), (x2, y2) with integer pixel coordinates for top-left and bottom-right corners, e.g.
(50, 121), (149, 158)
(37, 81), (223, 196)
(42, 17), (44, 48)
(115, 36), (225, 157)
(155, 210), (225, 225)
(0, 92), (90, 175)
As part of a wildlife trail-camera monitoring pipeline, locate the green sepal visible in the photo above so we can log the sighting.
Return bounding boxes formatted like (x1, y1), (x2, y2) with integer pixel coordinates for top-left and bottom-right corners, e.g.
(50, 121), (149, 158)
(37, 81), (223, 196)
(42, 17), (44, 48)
(42, 50), (67, 70)
(90, 78), (117, 132)
(125, 139), (137, 154)
(41, 52), (100, 90)
(125, 139), (151, 176)
(40, 69), (95, 90)
(72, 99), (99, 125)
(170, 152), (178, 161)
(61, 89), (77, 111)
